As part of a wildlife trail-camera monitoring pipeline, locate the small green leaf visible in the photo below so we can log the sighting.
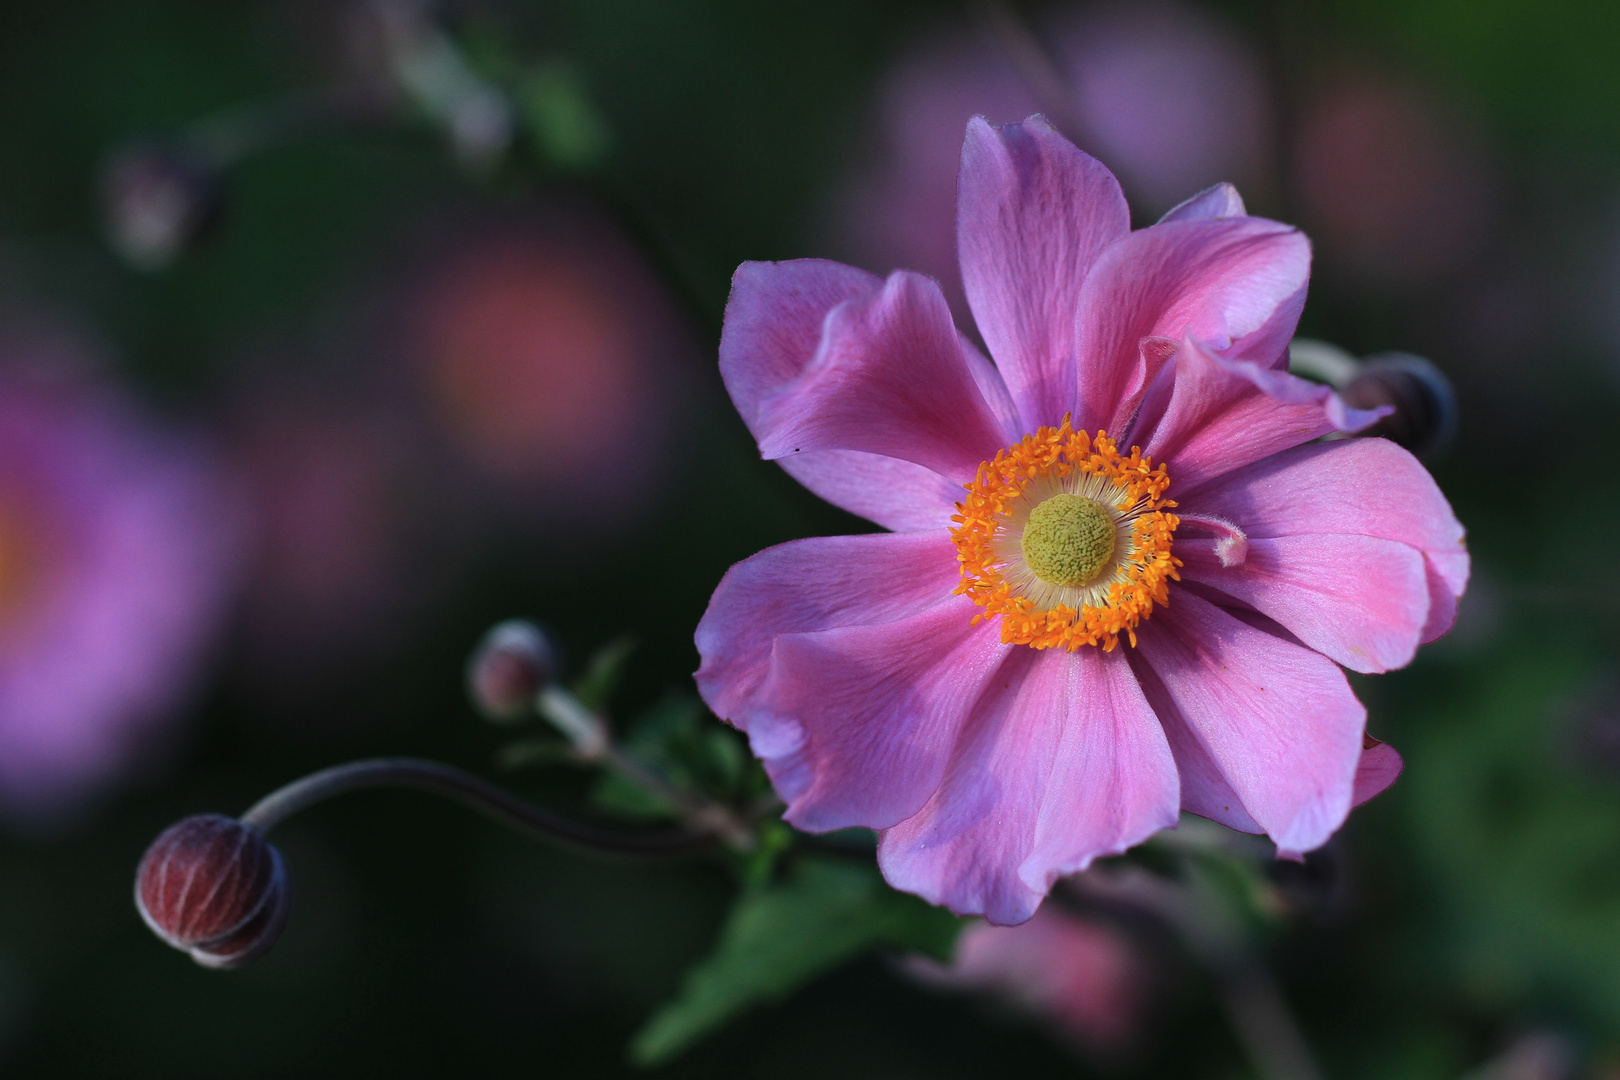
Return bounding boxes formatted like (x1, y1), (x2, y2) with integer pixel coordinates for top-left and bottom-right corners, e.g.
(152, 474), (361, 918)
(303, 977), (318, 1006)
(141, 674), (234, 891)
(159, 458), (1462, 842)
(494, 737), (575, 772)
(737, 819), (794, 888)
(630, 855), (961, 1065)
(591, 770), (675, 820)
(519, 62), (612, 170)
(571, 637), (637, 712)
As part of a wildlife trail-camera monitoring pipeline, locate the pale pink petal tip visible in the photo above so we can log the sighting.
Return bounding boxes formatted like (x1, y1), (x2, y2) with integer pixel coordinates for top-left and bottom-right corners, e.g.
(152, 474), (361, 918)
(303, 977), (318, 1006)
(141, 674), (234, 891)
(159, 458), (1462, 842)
(1158, 182), (1247, 223)
(1352, 738), (1404, 806)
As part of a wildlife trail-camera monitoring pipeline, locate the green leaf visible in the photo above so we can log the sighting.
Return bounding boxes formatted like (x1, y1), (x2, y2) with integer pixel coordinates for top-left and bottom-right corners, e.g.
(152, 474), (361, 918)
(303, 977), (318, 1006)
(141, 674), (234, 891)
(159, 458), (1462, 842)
(630, 855), (961, 1066)
(519, 61), (612, 170)
(493, 736), (576, 772)
(571, 636), (638, 712)
(591, 770), (674, 820)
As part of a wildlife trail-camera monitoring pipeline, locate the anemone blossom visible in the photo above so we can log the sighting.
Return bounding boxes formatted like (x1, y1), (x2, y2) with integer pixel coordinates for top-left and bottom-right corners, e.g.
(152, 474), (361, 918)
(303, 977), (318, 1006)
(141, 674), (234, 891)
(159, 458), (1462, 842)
(0, 373), (238, 817)
(696, 116), (1466, 924)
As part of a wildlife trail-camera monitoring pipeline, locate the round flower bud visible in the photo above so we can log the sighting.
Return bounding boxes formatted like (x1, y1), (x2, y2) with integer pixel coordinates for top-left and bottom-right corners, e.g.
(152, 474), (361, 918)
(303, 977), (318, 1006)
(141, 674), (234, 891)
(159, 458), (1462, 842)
(1341, 352), (1458, 458)
(99, 141), (223, 272)
(134, 814), (289, 969)
(466, 619), (558, 722)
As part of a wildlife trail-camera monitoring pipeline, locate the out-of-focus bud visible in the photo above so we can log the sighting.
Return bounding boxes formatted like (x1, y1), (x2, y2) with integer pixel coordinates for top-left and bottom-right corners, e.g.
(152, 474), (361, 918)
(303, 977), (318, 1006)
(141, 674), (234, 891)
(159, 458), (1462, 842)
(1342, 352), (1459, 458)
(466, 619), (558, 722)
(1289, 340), (1458, 458)
(99, 141), (223, 272)
(371, 0), (513, 169)
(135, 814), (289, 969)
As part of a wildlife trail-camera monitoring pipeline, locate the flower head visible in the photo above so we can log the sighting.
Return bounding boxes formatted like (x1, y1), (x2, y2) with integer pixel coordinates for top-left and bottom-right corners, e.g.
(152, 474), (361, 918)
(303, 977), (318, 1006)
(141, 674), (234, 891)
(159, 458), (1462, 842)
(697, 116), (1467, 924)
(0, 373), (239, 818)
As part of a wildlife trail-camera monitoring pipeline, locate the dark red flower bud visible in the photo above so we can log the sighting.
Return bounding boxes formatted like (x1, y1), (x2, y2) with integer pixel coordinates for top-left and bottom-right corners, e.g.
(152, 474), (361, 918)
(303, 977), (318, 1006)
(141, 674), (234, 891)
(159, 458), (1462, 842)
(135, 814), (289, 969)
(466, 619), (558, 721)
(1342, 352), (1457, 458)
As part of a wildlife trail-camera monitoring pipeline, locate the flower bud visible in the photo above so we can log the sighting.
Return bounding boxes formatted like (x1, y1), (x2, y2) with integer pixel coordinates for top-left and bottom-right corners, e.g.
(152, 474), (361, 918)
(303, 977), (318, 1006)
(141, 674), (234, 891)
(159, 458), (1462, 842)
(466, 619), (558, 721)
(99, 141), (223, 271)
(135, 814), (289, 969)
(1341, 352), (1458, 458)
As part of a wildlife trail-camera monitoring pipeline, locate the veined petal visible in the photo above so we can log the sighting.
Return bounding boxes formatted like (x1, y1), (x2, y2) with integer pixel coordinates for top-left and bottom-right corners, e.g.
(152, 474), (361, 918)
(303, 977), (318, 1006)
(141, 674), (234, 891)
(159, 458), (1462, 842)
(720, 259), (973, 530)
(776, 452), (963, 533)
(879, 646), (1178, 925)
(958, 115), (1130, 432)
(1354, 738), (1403, 806)
(1420, 552), (1468, 642)
(1181, 438), (1467, 563)
(695, 532), (962, 722)
(745, 598), (1012, 832)
(1134, 590), (1365, 855)
(720, 258), (880, 428)
(1180, 535), (1431, 674)
(754, 270), (1009, 483)
(1141, 335), (1386, 491)
(1072, 217), (1311, 435)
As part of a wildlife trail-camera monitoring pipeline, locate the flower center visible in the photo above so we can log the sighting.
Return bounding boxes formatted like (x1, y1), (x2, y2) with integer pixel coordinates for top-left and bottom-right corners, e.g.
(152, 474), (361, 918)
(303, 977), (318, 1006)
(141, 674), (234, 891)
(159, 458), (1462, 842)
(950, 419), (1180, 652)
(1021, 494), (1115, 587)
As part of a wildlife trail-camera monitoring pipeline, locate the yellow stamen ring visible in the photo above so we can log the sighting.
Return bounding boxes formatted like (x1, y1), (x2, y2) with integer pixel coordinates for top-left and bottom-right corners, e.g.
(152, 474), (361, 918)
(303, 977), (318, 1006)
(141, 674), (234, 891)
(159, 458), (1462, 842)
(949, 419), (1181, 652)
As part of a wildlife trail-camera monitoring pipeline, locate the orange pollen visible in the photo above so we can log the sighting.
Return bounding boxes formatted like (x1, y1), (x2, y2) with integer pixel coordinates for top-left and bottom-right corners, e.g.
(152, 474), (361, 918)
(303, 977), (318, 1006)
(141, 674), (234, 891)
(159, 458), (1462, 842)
(949, 418), (1180, 652)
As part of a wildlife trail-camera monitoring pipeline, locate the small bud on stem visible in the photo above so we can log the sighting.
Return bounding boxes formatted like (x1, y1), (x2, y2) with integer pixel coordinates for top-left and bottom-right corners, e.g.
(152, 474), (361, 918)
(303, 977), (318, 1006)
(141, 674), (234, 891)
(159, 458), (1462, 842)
(135, 759), (721, 970)
(466, 619), (558, 722)
(135, 815), (289, 969)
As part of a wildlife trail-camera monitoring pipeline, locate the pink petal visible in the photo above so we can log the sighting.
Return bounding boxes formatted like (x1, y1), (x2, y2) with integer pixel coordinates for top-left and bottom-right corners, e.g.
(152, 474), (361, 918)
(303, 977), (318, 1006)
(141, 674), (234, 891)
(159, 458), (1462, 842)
(754, 270), (1009, 483)
(695, 532), (962, 722)
(1134, 589), (1365, 855)
(776, 452), (963, 533)
(1420, 552), (1467, 642)
(746, 598), (1011, 832)
(720, 259), (880, 427)
(1128, 654), (1264, 834)
(1072, 217), (1312, 436)
(1179, 534), (1431, 674)
(1353, 738), (1403, 806)
(879, 647), (1178, 925)
(720, 259), (970, 531)
(1141, 335), (1386, 491)
(1158, 182), (1247, 223)
(1180, 438), (1467, 566)
(957, 115), (1130, 431)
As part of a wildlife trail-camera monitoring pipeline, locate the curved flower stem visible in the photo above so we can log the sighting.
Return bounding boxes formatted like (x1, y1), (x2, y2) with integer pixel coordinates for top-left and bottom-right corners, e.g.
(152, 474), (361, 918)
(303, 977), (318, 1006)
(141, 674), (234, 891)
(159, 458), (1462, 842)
(240, 757), (715, 856)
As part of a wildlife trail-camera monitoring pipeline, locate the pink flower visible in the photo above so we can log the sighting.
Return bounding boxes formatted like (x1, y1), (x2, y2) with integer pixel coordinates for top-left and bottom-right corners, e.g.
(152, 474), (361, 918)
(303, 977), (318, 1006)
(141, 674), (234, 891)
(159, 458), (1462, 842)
(904, 905), (1149, 1052)
(696, 117), (1467, 924)
(0, 371), (240, 818)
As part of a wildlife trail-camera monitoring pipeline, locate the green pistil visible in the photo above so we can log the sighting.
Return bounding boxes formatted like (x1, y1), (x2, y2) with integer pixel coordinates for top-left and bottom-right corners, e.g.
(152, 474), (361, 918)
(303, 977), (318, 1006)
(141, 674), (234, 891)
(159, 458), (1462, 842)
(1021, 493), (1115, 587)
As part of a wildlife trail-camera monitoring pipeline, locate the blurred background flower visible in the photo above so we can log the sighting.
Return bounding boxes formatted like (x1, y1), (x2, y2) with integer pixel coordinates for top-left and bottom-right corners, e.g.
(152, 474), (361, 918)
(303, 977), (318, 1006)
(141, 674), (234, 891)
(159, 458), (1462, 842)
(396, 198), (688, 530)
(828, 0), (1273, 322)
(904, 903), (1155, 1059)
(0, 352), (238, 822)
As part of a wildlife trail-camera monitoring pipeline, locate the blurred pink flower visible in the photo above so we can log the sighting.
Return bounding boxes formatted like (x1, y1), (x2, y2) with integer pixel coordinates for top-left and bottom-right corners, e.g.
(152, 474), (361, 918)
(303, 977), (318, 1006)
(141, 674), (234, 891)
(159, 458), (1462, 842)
(833, 2), (1272, 323)
(904, 905), (1148, 1052)
(1292, 76), (1496, 290)
(227, 381), (457, 695)
(0, 371), (238, 817)
(1056, 1), (1273, 212)
(698, 117), (1467, 923)
(405, 205), (685, 524)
